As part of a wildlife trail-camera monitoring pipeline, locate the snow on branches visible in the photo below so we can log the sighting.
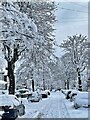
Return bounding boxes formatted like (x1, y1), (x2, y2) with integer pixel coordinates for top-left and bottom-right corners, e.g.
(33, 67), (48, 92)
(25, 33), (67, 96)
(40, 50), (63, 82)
(60, 34), (88, 91)
(0, 2), (38, 62)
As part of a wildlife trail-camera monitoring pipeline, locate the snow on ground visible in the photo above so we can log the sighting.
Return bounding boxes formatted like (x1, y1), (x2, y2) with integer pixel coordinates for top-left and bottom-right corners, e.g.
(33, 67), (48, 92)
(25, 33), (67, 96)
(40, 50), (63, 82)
(62, 93), (88, 118)
(19, 91), (88, 118)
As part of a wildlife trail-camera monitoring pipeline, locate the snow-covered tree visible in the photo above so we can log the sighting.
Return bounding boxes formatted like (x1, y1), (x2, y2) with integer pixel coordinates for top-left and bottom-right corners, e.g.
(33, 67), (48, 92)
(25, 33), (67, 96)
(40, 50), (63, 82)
(0, 2), (38, 94)
(61, 53), (77, 89)
(15, 1), (56, 91)
(15, 1), (56, 57)
(60, 34), (88, 91)
(48, 57), (66, 90)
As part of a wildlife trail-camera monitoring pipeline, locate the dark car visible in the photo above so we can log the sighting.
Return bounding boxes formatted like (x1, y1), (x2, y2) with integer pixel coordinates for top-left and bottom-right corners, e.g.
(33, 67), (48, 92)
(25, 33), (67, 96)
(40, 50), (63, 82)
(0, 95), (25, 119)
(1, 107), (18, 120)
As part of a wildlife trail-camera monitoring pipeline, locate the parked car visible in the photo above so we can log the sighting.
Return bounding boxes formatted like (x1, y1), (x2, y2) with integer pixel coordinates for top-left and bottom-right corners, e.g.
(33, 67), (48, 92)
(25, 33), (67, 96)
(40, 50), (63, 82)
(28, 91), (42, 102)
(15, 88), (32, 98)
(61, 89), (78, 100)
(61, 89), (71, 96)
(70, 93), (77, 102)
(41, 91), (48, 98)
(45, 90), (50, 95)
(1, 107), (18, 120)
(0, 94), (25, 119)
(74, 92), (90, 109)
(67, 90), (79, 102)
(66, 90), (72, 99)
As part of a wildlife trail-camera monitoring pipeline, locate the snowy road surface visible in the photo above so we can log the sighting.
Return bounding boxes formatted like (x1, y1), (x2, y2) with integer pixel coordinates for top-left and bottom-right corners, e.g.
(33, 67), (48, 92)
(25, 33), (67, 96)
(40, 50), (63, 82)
(19, 91), (88, 118)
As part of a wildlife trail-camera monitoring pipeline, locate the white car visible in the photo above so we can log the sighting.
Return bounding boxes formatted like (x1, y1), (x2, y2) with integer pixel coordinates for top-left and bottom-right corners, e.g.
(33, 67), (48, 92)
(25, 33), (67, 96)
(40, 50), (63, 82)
(28, 91), (42, 102)
(74, 92), (90, 109)
(15, 88), (32, 98)
(0, 94), (25, 119)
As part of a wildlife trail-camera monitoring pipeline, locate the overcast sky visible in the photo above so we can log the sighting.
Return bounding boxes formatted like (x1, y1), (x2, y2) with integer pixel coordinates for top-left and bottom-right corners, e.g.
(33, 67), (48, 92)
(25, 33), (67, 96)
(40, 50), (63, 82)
(54, 0), (88, 57)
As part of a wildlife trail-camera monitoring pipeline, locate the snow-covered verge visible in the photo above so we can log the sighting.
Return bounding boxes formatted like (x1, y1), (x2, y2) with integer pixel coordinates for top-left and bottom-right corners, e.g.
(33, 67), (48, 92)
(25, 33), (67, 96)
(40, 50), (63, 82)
(18, 91), (88, 118)
(61, 93), (88, 118)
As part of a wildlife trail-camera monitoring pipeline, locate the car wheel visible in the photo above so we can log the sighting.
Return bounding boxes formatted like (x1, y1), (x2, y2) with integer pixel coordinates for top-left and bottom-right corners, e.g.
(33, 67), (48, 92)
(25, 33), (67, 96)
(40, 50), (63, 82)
(22, 107), (25, 115)
(22, 109), (25, 115)
(16, 110), (19, 117)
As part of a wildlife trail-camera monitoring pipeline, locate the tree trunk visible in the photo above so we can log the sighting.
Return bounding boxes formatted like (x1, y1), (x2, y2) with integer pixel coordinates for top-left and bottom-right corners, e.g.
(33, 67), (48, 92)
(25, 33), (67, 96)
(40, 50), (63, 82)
(4, 75), (7, 90)
(43, 64), (45, 90)
(77, 68), (82, 91)
(32, 79), (34, 92)
(31, 68), (34, 92)
(67, 79), (69, 89)
(43, 78), (45, 90)
(65, 81), (66, 89)
(8, 61), (15, 94)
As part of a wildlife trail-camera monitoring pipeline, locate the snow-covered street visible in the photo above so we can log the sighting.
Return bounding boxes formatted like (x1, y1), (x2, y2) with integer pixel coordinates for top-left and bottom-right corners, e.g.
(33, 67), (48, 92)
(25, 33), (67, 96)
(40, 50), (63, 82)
(0, 1), (89, 119)
(19, 91), (88, 119)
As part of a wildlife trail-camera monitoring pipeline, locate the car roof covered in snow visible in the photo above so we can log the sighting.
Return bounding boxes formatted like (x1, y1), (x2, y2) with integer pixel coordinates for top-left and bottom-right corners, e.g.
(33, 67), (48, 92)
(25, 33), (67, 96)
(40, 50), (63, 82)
(0, 94), (20, 106)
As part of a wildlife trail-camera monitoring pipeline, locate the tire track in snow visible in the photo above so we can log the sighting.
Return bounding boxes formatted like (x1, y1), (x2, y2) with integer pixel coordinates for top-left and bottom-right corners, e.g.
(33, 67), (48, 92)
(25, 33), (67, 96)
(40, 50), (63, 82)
(21, 92), (70, 118)
(33, 97), (52, 118)
(38, 92), (63, 118)
(59, 93), (70, 118)
(39, 92), (70, 118)
(35, 93), (59, 118)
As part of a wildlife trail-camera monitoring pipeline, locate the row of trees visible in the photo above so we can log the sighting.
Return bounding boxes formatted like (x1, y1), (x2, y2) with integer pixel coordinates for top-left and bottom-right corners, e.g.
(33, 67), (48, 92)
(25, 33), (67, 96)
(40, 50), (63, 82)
(0, 1), (88, 94)
(60, 34), (88, 91)
(15, 1), (57, 91)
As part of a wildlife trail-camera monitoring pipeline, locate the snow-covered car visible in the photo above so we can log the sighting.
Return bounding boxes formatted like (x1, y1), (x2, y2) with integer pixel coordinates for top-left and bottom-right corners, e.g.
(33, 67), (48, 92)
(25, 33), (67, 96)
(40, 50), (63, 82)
(74, 92), (90, 109)
(61, 89), (71, 96)
(68, 90), (79, 102)
(61, 89), (78, 100)
(41, 91), (48, 98)
(28, 91), (42, 102)
(15, 88), (32, 98)
(0, 94), (25, 119)
(45, 90), (50, 95)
